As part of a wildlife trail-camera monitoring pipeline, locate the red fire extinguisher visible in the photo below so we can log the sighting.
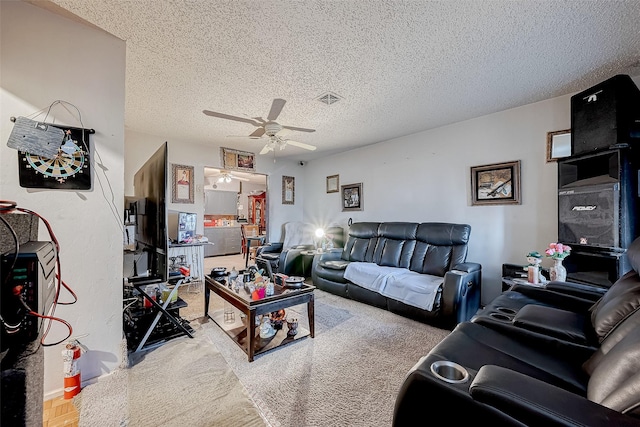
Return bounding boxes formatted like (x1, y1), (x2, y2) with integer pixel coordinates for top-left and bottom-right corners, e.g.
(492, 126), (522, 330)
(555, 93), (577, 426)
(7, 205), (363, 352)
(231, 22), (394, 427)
(62, 340), (82, 399)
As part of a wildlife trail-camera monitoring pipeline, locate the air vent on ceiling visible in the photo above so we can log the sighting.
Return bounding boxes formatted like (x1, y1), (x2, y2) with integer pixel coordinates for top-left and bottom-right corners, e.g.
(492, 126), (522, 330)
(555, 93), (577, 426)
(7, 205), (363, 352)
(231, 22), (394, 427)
(317, 92), (342, 105)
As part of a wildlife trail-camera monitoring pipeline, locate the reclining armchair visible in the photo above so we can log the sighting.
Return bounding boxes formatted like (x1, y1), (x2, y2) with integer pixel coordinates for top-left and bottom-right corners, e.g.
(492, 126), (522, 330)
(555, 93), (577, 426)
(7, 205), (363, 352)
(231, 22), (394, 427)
(255, 222), (344, 278)
(255, 222), (315, 277)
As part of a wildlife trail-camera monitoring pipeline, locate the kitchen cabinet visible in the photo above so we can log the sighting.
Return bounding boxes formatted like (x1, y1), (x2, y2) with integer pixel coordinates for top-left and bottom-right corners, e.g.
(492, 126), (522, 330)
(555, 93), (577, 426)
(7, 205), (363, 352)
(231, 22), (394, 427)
(204, 190), (237, 215)
(203, 226), (241, 257)
(248, 192), (266, 234)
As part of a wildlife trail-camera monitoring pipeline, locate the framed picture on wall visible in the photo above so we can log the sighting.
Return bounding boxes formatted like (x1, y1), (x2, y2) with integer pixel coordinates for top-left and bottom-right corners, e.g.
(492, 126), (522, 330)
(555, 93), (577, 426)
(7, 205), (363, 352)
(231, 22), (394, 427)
(341, 183), (363, 211)
(221, 147), (256, 172)
(326, 174), (339, 193)
(546, 129), (571, 162)
(470, 160), (521, 206)
(282, 176), (295, 204)
(172, 164), (194, 203)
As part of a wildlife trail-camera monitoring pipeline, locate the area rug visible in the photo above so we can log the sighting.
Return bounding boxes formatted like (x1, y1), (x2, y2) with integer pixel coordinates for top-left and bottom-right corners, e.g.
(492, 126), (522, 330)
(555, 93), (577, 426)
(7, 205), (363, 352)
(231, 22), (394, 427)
(75, 329), (265, 427)
(202, 289), (451, 427)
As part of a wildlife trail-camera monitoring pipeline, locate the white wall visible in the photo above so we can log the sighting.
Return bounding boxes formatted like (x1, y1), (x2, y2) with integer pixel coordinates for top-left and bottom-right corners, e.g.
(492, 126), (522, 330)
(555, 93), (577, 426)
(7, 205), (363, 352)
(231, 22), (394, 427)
(125, 129), (307, 242)
(302, 94), (575, 304)
(1, 1), (125, 398)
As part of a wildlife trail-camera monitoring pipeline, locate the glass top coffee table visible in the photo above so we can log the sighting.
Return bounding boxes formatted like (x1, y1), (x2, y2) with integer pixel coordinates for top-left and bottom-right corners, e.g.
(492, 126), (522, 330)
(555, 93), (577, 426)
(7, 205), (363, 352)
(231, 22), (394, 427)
(204, 276), (315, 362)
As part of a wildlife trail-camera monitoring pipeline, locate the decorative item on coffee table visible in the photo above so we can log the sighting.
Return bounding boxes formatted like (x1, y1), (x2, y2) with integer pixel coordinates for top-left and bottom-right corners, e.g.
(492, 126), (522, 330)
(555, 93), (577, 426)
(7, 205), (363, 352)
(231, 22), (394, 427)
(287, 318), (299, 337)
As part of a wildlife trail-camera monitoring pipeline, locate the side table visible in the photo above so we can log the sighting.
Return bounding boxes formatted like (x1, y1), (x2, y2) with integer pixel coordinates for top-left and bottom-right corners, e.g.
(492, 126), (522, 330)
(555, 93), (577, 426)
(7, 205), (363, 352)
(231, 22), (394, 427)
(300, 249), (319, 277)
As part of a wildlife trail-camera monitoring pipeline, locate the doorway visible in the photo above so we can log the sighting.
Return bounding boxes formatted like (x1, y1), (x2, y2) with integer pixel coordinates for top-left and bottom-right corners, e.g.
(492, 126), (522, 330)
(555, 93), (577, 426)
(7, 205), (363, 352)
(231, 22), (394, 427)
(202, 167), (268, 257)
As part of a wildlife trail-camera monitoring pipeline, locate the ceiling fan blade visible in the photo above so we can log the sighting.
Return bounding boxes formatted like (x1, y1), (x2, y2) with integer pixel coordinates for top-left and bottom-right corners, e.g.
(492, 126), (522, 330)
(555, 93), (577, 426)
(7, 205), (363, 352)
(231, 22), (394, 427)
(259, 144), (272, 155)
(233, 175), (251, 182)
(203, 110), (261, 126)
(286, 140), (317, 151)
(267, 98), (286, 121)
(249, 128), (265, 138)
(282, 125), (316, 133)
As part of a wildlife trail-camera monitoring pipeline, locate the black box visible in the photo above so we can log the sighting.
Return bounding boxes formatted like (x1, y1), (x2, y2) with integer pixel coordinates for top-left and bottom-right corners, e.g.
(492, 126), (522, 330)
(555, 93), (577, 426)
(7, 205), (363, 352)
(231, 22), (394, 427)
(571, 74), (640, 156)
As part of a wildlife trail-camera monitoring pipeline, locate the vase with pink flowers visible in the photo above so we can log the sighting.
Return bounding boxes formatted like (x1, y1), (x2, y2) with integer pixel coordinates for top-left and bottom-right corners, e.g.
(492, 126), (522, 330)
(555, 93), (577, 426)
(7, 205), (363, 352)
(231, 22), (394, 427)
(545, 242), (571, 282)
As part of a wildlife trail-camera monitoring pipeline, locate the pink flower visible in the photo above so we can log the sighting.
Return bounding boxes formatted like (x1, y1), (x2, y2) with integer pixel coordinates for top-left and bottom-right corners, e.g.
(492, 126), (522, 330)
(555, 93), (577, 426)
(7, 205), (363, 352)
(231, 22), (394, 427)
(545, 242), (571, 259)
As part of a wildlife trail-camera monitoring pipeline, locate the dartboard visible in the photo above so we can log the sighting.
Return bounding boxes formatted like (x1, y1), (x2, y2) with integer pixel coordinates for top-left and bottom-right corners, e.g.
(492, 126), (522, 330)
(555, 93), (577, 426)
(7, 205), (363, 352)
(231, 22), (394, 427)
(18, 127), (92, 190)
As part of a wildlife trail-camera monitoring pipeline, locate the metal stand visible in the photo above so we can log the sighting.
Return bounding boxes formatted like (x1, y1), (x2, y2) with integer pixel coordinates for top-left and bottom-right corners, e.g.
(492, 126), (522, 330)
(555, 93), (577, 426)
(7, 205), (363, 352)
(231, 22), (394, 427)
(133, 278), (194, 352)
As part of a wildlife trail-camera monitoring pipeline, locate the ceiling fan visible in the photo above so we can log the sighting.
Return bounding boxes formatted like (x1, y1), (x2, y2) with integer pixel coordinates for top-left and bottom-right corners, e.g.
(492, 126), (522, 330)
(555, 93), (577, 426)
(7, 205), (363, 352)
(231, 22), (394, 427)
(203, 98), (317, 154)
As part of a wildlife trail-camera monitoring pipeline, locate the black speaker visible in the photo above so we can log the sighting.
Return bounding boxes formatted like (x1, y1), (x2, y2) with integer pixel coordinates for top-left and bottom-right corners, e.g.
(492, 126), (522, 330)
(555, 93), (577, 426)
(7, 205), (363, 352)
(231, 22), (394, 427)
(558, 182), (620, 250)
(571, 74), (640, 156)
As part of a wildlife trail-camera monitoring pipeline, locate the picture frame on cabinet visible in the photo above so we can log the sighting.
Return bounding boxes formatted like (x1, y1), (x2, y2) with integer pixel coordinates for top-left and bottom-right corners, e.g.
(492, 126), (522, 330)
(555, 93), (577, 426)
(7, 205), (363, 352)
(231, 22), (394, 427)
(172, 164), (194, 204)
(470, 160), (521, 206)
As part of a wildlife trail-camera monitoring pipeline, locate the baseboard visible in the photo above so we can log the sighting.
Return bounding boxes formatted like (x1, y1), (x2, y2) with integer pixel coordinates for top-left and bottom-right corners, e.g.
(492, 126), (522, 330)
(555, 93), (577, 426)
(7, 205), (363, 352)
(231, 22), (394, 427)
(43, 371), (112, 401)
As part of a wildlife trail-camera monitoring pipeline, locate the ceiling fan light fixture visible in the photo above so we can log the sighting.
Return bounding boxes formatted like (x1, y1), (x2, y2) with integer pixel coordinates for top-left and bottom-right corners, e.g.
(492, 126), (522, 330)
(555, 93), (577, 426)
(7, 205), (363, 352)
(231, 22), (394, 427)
(264, 122), (283, 136)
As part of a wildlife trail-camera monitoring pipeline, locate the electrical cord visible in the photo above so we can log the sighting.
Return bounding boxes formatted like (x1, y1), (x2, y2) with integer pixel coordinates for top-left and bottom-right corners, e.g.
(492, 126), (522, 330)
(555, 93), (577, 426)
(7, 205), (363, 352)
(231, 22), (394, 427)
(0, 200), (75, 346)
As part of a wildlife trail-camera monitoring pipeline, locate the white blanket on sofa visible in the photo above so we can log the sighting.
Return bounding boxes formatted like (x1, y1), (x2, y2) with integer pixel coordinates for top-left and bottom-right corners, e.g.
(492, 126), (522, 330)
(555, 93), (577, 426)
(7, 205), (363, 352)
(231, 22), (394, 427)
(343, 262), (442, 311)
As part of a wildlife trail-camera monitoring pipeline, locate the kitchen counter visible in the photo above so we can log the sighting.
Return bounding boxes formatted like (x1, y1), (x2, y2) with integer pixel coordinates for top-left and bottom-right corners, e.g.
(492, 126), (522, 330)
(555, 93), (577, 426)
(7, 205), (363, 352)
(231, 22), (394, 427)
(169, 242), (208, 247)
(203, 226), (242, 257)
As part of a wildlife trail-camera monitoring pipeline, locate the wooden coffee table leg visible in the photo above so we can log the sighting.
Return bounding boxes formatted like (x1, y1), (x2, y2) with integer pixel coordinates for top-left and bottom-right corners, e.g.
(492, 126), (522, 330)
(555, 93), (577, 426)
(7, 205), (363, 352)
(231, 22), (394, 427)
(204, 284), (210, 318)
(248, 309), (256, 362)
(308, 294), (315, 338)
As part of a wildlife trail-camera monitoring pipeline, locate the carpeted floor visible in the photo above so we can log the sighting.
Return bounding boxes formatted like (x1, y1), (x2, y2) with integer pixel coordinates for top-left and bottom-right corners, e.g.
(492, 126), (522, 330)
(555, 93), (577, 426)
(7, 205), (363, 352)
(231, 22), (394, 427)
(75, 326), (266, 427)
(198, 289), (450, 427)
(77, 273), (450, 426)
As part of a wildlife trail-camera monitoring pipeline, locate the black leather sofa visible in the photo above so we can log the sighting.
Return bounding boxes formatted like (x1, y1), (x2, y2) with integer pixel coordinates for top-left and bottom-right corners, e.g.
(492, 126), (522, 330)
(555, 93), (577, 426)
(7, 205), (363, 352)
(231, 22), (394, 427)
(393, 237), (640, 426)
(311, 222), (482, 327)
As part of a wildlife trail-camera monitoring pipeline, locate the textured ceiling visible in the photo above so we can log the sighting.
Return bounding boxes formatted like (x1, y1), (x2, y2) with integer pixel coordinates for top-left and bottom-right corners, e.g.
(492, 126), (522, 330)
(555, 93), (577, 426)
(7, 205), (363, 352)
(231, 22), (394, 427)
(39, 0), (640, 161)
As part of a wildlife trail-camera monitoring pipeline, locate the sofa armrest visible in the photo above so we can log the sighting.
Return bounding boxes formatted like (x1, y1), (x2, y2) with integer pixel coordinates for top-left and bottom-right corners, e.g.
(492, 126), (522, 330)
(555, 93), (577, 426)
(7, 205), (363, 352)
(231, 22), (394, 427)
(544, 280), (607, 302)
(510, 284), (597, 313)
(452, 262), (482, 274)
(442, 262), (482, 324)
(255, 242), (283, 257)
(470, 365), (640, 426)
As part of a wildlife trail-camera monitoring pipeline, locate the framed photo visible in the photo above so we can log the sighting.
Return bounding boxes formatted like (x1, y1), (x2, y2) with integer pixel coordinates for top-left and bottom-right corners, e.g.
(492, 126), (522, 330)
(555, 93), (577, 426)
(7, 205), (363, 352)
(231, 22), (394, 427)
(546, 129), (571, 162)
(221, 147), (256, 172)
(471, 160), (521, 206)
(326, 174), (339, 193)
(282, 175), (295, 205)
(172, 164), (194, 204)
(341, 183), (363, 211)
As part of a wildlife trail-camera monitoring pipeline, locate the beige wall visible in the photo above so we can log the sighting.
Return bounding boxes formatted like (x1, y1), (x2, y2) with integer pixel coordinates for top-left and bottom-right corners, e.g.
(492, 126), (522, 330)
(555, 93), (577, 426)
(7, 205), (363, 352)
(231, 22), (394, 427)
(125, 129), (307, 242)
(1, 1), (126, 397)
(302, 95), (572, 304)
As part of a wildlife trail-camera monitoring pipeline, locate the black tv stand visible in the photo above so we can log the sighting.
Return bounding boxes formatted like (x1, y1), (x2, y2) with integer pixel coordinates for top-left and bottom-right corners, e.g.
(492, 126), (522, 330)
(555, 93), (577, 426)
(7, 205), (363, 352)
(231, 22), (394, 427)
(123, 277), (194, 353)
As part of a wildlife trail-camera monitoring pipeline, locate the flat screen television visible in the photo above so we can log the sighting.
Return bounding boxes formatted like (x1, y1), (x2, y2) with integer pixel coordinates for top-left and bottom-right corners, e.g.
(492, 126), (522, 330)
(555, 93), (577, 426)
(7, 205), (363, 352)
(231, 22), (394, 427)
(132, 142), (168, 282)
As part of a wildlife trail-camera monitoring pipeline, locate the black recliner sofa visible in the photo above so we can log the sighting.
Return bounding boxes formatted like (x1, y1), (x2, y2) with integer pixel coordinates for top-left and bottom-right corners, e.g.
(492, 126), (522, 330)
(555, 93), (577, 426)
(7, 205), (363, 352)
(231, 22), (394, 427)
(393, 236), (640, 426)
(312, 222), (482, 327)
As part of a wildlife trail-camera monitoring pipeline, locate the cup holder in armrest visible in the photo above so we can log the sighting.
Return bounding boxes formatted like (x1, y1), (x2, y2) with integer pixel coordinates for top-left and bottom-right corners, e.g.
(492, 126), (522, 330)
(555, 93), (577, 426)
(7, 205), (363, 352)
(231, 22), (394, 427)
(495, 306), (517, 315)
(430, 360), (469, 384)
(489, 312), (513, 322)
